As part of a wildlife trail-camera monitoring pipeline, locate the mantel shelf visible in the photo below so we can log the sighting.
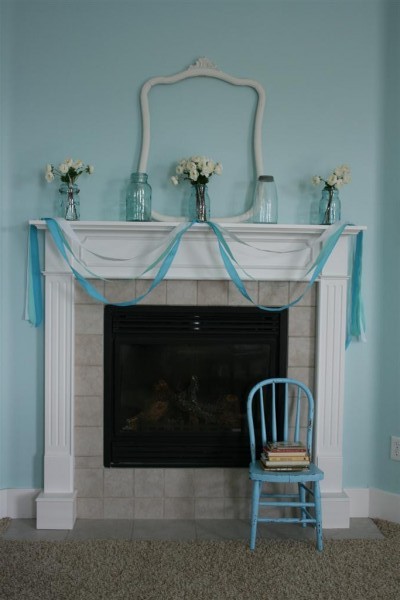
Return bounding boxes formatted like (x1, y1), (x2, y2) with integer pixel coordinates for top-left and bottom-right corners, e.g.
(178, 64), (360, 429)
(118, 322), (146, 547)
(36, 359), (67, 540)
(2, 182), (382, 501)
(30, 219), (365, 236)
(31, 219), (365, 282)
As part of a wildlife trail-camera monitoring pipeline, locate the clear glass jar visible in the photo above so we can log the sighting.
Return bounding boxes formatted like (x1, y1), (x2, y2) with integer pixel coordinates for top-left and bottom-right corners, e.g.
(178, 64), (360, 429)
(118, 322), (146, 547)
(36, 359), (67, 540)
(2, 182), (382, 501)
(188, 183), (210, 222)
(252, 175), (278, 223)
(126, 172), (152, 221)
(59, 183), (80, 221)
(319, 186), (341, 225)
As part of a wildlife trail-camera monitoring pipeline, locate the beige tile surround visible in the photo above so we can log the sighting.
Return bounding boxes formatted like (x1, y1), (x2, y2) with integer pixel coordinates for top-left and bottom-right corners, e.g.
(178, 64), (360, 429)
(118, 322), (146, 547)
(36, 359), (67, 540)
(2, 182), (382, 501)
(74, 279), (316, 519)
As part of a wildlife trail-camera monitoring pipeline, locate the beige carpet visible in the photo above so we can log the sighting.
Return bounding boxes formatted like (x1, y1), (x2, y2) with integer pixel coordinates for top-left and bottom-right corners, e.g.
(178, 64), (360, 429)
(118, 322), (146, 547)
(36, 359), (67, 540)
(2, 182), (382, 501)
(0, 518), (11, 535)
(0, 519), (399, 600)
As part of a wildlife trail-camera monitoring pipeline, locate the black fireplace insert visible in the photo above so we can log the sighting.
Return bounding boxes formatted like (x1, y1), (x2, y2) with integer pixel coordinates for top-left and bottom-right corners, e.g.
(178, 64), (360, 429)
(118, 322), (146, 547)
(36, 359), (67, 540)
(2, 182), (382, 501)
(104, 305), (287, 467)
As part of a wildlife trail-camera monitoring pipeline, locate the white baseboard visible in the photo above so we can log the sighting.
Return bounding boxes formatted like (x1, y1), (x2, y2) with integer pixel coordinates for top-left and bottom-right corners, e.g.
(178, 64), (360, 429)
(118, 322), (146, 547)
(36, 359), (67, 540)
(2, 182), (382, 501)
(0, 489), (7, 517)
(0, 489), (40, 518)
(1, 486), (399, 526)
(369, 488), (400, 524)
(321, 492), (350, 528)
(344, 487), (370, 518)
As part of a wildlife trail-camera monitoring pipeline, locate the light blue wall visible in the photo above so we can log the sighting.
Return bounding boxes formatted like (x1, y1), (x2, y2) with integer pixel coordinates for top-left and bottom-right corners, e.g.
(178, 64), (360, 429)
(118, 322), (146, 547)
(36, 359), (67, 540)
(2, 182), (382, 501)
(0, 0), (397, 493)
(372, 0), (400, 493)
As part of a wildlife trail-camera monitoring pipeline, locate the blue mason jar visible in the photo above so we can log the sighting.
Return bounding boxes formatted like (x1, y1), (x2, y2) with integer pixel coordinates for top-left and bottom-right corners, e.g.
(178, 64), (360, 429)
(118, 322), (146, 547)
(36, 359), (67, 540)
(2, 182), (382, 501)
(319, 186), (341, 225)
(126, 172), (152, 221)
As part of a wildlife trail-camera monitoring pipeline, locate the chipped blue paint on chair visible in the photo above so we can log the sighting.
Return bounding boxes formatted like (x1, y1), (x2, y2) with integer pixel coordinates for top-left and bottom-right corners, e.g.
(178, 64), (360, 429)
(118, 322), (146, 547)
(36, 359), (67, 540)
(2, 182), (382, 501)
(247, 378), (324, 551)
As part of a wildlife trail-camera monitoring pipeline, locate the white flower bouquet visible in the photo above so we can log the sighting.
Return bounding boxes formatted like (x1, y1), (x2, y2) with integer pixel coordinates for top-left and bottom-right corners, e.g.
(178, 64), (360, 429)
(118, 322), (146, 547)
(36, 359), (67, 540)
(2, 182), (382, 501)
(45, 158), (94, 185)
(312, 165), (351, 225)
(170, 156), (222, 186)
(312, 165), (351, 190)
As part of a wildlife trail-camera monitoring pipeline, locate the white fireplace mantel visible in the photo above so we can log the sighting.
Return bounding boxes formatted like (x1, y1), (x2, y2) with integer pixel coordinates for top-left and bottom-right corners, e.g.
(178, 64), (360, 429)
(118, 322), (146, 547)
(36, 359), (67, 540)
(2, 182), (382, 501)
(31, 220), (365, 529)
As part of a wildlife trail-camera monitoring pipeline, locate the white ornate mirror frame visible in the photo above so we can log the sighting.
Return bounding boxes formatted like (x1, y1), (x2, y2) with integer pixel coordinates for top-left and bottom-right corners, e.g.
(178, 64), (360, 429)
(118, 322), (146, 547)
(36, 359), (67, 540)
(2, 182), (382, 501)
(137, 58), (266, 223)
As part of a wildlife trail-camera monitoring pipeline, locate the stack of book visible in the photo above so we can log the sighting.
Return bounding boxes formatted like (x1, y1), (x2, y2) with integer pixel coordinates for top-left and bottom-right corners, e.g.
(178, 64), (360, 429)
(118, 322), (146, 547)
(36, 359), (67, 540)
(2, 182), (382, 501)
(260, 441), (310, 471)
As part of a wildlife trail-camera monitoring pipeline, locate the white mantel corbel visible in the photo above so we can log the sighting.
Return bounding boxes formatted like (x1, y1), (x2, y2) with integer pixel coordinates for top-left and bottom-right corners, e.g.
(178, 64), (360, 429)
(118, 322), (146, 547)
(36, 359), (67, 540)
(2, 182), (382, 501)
(32, 220), (365, 529)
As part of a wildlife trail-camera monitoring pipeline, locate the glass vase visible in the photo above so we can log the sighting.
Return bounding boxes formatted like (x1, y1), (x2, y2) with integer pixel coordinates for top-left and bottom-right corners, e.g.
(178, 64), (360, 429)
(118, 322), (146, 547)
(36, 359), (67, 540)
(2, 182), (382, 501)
(252, 175), (278, 223)
(59, 183), (80, 221)
(126, 172), (152, 221)
(319, 186), (341, 225)
(189, 183), (210, 222)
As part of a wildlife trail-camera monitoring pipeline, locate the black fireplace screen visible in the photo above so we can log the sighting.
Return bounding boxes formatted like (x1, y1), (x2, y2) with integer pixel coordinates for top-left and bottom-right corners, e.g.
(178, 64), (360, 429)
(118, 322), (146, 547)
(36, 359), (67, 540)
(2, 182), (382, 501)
(104, 306), (287, 467)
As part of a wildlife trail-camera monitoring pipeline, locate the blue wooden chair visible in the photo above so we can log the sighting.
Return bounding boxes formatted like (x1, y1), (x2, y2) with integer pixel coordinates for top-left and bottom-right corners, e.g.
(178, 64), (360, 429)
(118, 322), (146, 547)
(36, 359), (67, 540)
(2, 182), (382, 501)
(247, 377), (324, 551)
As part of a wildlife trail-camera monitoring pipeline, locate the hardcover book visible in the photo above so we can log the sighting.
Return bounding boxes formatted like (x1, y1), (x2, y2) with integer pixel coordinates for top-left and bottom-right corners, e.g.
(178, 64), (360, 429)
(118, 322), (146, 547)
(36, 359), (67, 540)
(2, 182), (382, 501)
(265, 442), (307, 452)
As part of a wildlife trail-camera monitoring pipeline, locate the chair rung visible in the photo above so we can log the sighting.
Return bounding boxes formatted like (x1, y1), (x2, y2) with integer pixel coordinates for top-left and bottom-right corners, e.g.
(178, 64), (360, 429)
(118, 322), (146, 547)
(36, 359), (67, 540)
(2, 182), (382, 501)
(259, 501), (315, 508)
(257, 517), (316, 524)
(261, 493), (299, 499)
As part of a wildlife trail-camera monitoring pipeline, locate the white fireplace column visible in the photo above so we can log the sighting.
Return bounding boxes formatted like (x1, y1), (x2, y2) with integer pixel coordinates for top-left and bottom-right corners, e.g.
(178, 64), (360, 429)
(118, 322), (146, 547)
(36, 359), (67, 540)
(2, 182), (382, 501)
(36, 272), (77, 529)
(32, 221), (364, 529)
(315, 278), (350, 527)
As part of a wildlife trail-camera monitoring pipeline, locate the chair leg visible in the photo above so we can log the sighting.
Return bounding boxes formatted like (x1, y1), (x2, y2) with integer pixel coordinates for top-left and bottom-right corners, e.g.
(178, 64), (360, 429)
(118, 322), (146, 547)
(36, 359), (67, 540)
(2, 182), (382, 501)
(250, 480), (261, 551)
(298, 483), (306, 527)
(314, 480), (323, 552)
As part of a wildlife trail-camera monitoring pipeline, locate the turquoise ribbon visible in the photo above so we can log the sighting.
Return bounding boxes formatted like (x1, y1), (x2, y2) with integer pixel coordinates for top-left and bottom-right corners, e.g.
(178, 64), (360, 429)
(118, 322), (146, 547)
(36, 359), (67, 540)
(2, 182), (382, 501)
(49, 218), (194, 283)
(25, 218), (365, 346)
(346, 230), (366, 347)
(207, 220), (346, 309)
(207, 221), (365, 345)
(43, 217), (195, 306)
(25, 224), (43, 327)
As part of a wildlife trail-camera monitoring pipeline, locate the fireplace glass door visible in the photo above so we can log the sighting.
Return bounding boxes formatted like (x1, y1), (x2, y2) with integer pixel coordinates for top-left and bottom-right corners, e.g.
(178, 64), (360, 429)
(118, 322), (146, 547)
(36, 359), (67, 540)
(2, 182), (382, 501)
(104, 306), (287, 467)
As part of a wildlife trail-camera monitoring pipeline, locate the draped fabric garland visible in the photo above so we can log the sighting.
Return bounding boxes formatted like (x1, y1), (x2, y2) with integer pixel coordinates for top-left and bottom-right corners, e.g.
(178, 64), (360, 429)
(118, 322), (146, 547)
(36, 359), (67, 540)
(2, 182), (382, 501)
(26, 218), (366, 348)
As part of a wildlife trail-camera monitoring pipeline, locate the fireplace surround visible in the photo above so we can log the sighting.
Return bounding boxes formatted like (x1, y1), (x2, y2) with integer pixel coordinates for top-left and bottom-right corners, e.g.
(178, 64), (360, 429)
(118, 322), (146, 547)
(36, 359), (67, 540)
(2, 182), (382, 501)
(32, 220), (364, 529)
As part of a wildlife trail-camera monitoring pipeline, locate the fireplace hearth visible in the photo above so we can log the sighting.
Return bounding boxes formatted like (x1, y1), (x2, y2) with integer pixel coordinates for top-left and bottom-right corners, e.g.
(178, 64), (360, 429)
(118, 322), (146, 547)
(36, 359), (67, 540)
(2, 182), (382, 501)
(104, 305), (288, 467)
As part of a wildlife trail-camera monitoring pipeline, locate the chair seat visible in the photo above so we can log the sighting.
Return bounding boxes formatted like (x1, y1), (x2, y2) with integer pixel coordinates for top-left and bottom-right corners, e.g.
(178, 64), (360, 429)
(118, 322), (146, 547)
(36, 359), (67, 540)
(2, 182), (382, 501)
(249, 460), (324, 483)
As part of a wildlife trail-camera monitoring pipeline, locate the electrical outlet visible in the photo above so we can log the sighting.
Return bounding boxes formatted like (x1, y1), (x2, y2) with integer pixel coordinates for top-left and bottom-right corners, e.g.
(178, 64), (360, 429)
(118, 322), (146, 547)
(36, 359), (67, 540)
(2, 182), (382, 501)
(390, 436), (400, 461)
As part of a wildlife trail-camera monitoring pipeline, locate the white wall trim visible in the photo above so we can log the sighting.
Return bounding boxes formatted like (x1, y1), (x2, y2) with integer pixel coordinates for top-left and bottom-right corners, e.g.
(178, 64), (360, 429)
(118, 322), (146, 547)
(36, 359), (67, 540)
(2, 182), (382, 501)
(344, 487), (371, 518)
(1, 487), (399, 524)
(0, 489), (40, 519)
(0, 489), (7, 518)
(369, 487), (400, 524)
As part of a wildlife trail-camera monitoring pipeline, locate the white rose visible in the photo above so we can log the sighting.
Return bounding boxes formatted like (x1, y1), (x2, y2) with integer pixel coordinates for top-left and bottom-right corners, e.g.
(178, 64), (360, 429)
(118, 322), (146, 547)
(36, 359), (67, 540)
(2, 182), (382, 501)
(312, 176), (321, 185)
(176, 164), (184, 175)
(171, 176), (179, 185)
(73, 160), (83, 170)
(59, 163), (69, 174)
(202, 158), (209, 170)
(87, 165), (94, 174)
(64, 158), (73, 167)
(207, 160), (215, 171)
(189, 170), (199, 182)
(45, 171), (55, 182)
(45, 163), (52, 173)
(342, 173), (351, 184)
(327, 174), (338, 186)
(202, 167), (211, 178)
(214, 163), (222, 175)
